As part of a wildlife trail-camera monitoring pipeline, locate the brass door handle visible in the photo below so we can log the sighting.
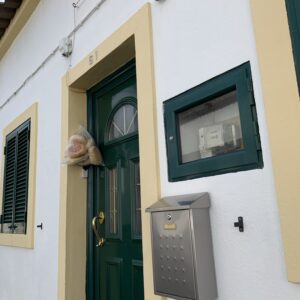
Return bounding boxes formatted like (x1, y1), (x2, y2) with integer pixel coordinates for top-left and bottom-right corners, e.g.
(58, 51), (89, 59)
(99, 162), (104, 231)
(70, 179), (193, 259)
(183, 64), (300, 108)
(92, 212), (105, 247)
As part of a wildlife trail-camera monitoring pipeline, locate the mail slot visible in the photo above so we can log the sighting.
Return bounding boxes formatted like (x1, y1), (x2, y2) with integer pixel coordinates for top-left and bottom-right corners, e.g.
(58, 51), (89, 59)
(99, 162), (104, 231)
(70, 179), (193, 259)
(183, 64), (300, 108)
(146, 193), (217, 300)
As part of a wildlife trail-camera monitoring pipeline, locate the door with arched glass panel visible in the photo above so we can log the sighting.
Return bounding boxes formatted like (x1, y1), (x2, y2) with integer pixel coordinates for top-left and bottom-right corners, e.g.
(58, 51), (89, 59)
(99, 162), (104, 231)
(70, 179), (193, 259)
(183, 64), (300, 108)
(87, 61), (144, 300)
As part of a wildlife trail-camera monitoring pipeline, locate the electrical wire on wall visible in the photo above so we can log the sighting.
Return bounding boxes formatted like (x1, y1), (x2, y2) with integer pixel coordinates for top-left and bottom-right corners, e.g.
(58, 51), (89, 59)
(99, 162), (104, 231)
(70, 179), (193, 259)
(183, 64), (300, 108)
(68, 0), (85, 69)
(0, 0), (108, 111)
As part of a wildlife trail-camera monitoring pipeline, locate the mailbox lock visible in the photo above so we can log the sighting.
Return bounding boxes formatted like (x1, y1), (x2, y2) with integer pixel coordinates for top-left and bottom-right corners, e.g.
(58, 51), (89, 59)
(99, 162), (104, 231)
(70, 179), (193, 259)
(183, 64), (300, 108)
(167, 213), (172, 221)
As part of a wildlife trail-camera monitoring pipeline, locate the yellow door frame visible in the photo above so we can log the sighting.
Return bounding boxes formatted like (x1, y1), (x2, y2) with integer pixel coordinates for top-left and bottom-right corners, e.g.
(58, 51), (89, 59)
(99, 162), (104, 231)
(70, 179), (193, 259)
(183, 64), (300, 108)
(58, 4), (163, 299)
(251, 0), (300, 282)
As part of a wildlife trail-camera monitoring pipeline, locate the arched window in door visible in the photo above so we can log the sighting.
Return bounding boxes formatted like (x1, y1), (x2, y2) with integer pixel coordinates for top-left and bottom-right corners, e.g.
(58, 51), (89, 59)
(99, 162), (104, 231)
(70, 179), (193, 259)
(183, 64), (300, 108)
(108, 103), (138, 141)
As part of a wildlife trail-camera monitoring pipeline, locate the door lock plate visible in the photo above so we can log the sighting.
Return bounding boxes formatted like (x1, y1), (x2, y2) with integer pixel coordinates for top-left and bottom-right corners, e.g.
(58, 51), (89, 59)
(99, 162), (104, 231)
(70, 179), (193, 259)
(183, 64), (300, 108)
(99, 211), (105, 224)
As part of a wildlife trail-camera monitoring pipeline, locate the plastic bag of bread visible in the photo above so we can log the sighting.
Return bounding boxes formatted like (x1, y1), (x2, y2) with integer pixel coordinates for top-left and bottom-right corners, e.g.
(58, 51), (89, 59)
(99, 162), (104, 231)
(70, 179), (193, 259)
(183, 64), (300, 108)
(63, 126), (103, 166)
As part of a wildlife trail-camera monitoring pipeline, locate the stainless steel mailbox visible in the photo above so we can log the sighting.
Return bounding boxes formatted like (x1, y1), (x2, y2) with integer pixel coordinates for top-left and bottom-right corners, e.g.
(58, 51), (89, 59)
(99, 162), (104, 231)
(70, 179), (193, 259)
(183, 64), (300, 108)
(146, 193), (217, 300)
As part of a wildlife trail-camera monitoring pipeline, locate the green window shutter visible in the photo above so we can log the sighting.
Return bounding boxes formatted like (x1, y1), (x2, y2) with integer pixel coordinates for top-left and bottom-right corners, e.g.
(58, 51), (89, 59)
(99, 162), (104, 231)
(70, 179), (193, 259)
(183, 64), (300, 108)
(1, 120), (30, 234)
(14, 125), (30, 228)
(286, 0), (300, 92)
(2, 136), (17, 231)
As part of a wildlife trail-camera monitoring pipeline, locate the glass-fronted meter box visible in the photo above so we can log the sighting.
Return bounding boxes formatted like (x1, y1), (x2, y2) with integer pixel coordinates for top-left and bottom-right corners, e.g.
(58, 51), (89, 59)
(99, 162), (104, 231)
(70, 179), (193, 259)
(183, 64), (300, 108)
(164, 62), (263, 181)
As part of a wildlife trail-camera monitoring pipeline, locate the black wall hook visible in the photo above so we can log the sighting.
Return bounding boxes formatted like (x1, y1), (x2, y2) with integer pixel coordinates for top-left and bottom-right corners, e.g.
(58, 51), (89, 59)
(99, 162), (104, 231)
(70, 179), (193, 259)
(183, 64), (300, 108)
(37, 223), (43, 230)
(234, 217), (244, 232)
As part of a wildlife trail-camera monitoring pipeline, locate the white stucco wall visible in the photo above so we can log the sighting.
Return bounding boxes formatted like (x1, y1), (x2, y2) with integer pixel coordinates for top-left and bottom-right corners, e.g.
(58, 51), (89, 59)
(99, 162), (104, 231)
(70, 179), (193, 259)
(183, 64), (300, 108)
(0, 0), (299, 299)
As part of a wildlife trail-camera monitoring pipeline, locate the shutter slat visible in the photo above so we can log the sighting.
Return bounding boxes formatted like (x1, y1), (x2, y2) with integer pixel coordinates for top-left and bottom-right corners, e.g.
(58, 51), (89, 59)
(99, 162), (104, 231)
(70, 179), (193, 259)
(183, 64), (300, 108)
(15, 196), (27, 202)
(15, 204), (26, 209)
(15, 199), (26, 205)
(15, 189), (26, 195)
(4, 187), (14, 193)
(16, 177), (27, 184)
(6, 159), (15, 165)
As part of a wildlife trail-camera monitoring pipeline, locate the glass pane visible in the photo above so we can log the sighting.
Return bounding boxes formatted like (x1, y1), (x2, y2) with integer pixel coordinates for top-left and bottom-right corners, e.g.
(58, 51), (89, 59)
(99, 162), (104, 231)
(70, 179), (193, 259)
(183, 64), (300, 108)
(178, 90), (243, 163)
(109, 168), (118, 234)
(134, 161), (142, 237)
(109, 104), (138, 141)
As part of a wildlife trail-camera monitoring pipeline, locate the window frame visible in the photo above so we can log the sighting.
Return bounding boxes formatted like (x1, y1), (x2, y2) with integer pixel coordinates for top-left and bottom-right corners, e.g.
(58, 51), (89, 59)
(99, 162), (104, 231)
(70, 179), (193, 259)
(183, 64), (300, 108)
(164, 62), (263, 182)
(1, 119), (31, 234)
(0, 103), (38, 248)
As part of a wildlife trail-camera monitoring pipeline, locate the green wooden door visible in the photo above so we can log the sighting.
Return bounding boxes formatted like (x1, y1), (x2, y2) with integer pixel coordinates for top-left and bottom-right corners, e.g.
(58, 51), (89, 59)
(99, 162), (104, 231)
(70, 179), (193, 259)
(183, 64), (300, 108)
(87, 61), (144, 300)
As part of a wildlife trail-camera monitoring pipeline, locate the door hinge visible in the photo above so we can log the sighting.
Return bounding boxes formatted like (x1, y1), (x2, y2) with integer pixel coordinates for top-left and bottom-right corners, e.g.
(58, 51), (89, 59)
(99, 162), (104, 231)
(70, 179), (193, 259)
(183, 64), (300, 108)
(255, 135), (262, 151)
(3, 146), (6, 155)
(247, 76), (253, 93)
(245, 68), (254, 105)
(250, 103), (261, 151)
(251, 106), (258, 122)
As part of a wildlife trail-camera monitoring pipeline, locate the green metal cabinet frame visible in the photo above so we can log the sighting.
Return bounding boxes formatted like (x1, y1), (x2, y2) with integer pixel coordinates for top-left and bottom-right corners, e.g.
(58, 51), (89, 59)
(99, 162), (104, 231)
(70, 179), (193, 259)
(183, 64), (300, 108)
(164, 62), (263, 182)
